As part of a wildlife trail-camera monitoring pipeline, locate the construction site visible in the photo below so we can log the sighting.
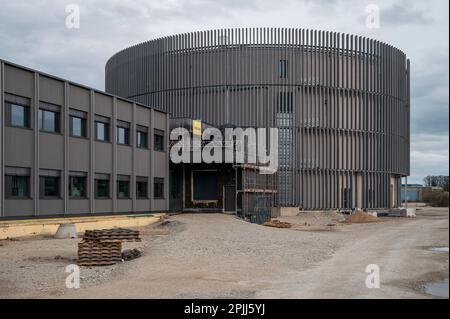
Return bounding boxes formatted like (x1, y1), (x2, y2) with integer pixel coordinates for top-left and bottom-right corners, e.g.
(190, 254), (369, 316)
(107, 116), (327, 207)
(0, 203), (448, 299)
(0, 25), (448, 300)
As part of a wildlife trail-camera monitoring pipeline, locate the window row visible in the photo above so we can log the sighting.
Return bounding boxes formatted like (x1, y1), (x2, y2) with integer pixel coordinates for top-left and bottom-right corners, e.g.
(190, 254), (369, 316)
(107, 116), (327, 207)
(4, 173), (165, 200)
(4, 101), (165, 151)
(93, 121), (164, 151)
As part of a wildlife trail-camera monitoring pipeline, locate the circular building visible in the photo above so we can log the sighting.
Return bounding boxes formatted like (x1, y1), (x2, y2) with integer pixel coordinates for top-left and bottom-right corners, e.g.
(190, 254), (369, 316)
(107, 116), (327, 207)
(105, 28), (410, 210)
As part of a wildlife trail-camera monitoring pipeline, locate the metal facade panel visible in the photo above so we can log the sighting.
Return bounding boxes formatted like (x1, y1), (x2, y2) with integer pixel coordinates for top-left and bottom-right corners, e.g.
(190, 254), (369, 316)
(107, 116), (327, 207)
(105, 28), (410, 209)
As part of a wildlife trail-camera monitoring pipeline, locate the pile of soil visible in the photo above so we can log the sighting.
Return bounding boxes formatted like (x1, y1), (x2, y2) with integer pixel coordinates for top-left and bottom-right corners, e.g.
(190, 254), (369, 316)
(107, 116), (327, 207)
(263, 220), (292, 228)
(346, 211), (379, 223)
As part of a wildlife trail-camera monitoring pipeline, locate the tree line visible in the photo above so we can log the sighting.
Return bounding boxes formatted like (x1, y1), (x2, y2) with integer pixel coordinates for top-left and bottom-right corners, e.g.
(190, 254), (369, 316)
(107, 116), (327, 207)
(423, 175), (449, 192)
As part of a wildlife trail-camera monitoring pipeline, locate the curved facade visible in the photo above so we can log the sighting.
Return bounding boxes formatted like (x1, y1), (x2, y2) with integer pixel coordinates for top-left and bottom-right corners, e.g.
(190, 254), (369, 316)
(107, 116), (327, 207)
(105, 28), (410, 210)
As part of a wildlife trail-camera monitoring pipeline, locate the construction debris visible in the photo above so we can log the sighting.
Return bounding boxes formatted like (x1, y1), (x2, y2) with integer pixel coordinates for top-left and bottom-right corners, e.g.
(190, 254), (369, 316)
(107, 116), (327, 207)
(374, 208), (416, 218)
(263, 219), (292, 228)
(122, 248), (142, 261)
(78, 228), (141, 267)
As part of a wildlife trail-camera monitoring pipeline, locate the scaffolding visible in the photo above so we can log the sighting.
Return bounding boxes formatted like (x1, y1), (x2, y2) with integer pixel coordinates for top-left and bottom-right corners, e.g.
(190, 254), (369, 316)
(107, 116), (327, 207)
(235, 164), (278, 224)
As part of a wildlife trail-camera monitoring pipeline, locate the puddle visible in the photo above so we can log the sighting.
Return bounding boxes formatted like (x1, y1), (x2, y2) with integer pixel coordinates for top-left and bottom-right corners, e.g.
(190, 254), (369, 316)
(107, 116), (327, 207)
(430, 247), (449, 253)
(424, 278), (449, 298)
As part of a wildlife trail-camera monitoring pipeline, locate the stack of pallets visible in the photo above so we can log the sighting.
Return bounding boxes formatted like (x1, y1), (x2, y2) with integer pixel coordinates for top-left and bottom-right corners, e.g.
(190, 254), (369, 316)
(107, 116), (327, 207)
(78, 228), (141, 266)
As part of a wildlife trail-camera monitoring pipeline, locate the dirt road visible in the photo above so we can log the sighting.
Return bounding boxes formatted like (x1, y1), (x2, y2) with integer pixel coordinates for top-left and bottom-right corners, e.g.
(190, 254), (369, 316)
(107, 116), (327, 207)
(0, 207), (448, 298)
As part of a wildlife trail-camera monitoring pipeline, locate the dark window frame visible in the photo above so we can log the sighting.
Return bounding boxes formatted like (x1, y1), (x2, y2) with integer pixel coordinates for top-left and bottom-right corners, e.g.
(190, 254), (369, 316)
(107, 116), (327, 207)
(153, 129), (165, 152)
(5, 175), (30, 199)
(279, 59), (288, 78)
(39, 108), (61, 133)
(95, 178), (110, 199)
(117, 126), (130, 145)
(95, 121), (110, 142)
(70, 115), (87, 138)
(136, 179), (149, 199)
(69, 175), (87, 199)
(117, 179), (131, 199)
(39, 176), (60, 199)
(136, 130), (148, 149)
(153, 177), (164, 199)
(6, 102), (30, 128)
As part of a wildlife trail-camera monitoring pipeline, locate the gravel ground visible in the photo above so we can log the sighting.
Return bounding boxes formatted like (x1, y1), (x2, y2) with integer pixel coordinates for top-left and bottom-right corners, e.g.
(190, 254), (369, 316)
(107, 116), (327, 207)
(0, 206), (448, 299)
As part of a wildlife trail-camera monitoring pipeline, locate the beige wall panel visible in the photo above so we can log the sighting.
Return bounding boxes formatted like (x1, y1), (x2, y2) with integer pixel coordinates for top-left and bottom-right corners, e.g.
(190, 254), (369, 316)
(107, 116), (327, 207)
(39, 75), (64, 105)
(69, 84), (90, 112)
(39, 133), (64, 169)
(94, 92), (113, 117)
(117, 99), (132, 122)
(4, 65), (34, 97)
(94, 142), (112, 173)
(69, 138), (90, 172)
(116, 145), (132, 174)
(4, 127), (33, 167)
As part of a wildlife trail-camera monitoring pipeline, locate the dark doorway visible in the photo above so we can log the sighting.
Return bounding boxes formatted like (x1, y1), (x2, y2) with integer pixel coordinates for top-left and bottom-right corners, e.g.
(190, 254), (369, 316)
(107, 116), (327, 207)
(169, 169), (183, 211)
(224, 185), (236, 212)
(193, 170), (218, 201)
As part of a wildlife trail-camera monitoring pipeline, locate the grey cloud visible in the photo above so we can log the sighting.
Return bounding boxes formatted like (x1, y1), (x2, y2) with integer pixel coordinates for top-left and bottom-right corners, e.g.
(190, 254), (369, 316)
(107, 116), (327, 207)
(410, 133), (449, 183)
(381, 1), (434, 26)
(410, 48), (449, 136)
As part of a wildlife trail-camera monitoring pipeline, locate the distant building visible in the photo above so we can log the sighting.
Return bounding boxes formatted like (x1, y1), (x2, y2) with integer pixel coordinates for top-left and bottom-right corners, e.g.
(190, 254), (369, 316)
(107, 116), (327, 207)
(400, 184), (423, 202)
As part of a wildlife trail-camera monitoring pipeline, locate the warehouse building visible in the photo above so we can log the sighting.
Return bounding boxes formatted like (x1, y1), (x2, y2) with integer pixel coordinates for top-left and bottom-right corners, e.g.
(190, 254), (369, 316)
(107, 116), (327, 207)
(0, 59), (169, 218)
(105, 27), (411, 210)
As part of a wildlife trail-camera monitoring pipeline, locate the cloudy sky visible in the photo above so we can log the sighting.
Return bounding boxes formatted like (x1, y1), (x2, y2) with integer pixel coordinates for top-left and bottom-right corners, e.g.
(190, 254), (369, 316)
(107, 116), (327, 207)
(0, 0), (448, 183)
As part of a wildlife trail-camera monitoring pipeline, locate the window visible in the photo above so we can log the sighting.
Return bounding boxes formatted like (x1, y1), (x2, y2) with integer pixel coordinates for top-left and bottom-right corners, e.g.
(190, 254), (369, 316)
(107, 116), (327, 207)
(69, 175), (87, 198)
(95, 178), (110, 199)
(5, 175), (30, 198)
(70, 115), (86, 137)
(136, 177), (148, 199)
(39, 109), (60, 133)
(117, 176), (130, 199)
(10, 103), (30, 127)
(95, 121), (109, 141)
(136, 129), (148, 148)
(117, 126), (130, 145)
(279, 59), (288, 78)
(39, 176), (60, 198)
(154, 129), (165, 152)
(153, 177), (164, 199)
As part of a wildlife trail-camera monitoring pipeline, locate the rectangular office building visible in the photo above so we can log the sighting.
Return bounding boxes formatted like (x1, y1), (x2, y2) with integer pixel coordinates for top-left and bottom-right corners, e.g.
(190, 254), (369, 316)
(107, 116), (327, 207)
(0, 60), (169, 218)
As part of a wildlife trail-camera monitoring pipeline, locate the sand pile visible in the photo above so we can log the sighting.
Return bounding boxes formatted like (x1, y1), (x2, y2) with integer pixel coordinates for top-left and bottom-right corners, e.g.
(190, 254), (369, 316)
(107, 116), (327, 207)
(263, 220), (292, 228)
(346, 211), (379, 223)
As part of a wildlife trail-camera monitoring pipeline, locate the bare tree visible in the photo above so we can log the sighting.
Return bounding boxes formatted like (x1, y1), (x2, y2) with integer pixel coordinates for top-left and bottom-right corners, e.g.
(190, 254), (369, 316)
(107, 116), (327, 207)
(423, 175), (449, 191)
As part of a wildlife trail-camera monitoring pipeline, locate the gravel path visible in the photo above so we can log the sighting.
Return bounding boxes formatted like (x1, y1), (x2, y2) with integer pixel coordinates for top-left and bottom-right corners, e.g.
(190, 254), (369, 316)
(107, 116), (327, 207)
(0, 207), (448, 298)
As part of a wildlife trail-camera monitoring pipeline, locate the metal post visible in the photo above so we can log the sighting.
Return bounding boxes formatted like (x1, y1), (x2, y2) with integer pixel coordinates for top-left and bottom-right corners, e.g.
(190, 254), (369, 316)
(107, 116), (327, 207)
(404, 176), (408, 208)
